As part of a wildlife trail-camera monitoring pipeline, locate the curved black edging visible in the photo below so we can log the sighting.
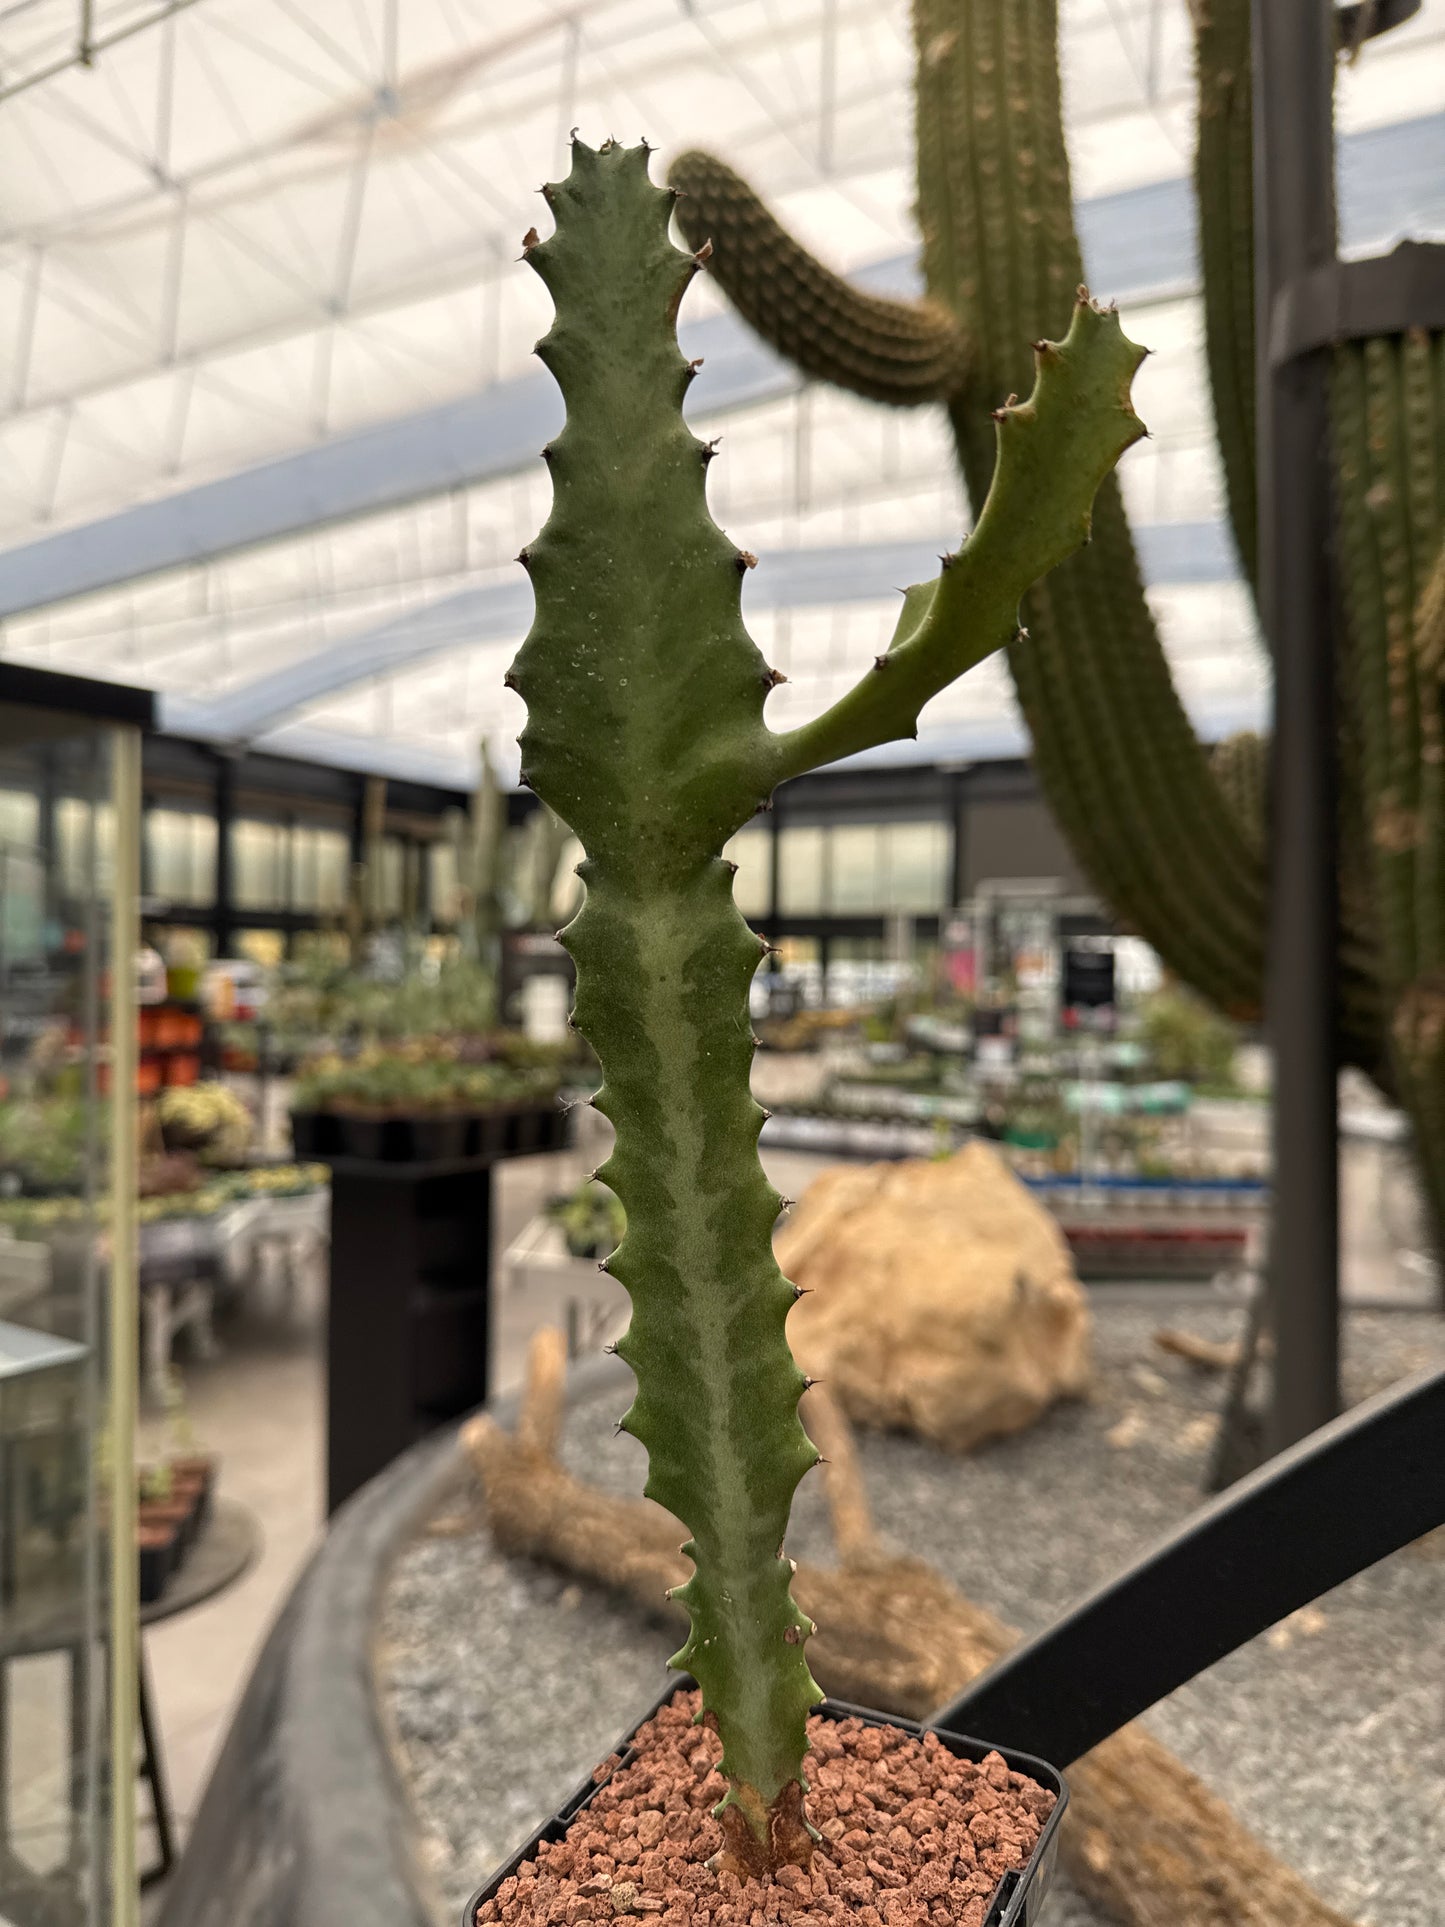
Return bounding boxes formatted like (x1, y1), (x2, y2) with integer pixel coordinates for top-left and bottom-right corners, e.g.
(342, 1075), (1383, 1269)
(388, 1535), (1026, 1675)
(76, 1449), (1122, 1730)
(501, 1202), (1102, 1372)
(153, 1354), (631, 1927)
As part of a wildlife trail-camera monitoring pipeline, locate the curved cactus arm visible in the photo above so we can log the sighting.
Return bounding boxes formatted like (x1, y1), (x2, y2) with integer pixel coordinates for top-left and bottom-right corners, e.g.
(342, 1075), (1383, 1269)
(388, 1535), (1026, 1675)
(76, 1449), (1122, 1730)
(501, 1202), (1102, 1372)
(768, 297), (1147, 781)
(1194, 0), (1258, 594)
(512, 137), (822, 1877)
(667, 147), (970, 407)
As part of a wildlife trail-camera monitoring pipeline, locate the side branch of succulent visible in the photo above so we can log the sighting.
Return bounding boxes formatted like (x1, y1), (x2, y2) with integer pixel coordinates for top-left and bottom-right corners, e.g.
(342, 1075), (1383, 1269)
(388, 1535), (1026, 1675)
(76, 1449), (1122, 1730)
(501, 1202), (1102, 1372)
(510, 135), (1144, 1877)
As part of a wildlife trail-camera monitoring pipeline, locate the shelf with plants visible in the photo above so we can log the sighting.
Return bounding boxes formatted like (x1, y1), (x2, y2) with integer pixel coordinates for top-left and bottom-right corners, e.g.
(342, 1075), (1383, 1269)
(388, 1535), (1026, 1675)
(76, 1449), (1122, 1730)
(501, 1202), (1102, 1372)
(290, 1038), (576, 1164)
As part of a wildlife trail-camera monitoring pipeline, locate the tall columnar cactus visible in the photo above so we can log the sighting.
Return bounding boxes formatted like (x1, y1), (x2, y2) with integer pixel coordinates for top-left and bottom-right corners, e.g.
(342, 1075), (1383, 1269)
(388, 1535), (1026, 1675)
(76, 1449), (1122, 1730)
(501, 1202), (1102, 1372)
(512, 135), (1144, 1874)
(668, 0), (1445, 1254)
(1332, 331), (1445, 1260)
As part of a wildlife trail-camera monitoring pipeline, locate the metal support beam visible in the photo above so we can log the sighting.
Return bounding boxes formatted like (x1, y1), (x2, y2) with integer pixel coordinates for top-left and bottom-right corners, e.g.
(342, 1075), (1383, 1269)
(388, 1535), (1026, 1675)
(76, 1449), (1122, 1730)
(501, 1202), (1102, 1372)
(1254, 0), (1340, 1451)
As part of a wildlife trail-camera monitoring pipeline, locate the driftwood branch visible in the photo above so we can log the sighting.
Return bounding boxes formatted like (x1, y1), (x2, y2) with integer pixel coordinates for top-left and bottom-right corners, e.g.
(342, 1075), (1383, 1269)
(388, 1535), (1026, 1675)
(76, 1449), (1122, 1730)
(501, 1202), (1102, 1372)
(462, 1340), (1352, 1927)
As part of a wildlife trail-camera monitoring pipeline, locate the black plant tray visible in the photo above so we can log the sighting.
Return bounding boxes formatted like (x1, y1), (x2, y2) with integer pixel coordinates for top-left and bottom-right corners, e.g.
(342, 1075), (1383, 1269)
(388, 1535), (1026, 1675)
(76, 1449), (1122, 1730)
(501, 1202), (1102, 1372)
(462, 1677), (1068, 1927)
(290, 1102), (568, 1164)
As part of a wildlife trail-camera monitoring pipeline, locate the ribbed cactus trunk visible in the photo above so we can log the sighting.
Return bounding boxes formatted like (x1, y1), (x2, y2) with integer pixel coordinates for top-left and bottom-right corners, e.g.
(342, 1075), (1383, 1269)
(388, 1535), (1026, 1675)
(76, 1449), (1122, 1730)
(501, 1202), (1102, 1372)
(1194, 0), (1258, 597)
(1333, 332), (1445, 1262)
(513, 136), (1145, 1873)
(912, 0), (1273, 1026)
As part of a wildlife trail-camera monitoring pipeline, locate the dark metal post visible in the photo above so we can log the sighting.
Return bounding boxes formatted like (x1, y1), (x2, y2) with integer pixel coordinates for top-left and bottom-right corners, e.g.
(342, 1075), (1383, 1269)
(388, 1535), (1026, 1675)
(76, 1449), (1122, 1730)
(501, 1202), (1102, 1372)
(1253, 0), (1340, 1447)
(213, 753), (236, 957)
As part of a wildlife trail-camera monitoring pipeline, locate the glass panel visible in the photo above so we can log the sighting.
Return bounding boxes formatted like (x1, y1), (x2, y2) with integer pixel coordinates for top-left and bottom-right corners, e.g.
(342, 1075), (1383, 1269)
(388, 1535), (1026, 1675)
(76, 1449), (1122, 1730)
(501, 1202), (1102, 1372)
(828, 824), (884, 913)
(56, 799), (116, 905)
(723, 825), (771, 919)
(145, 808), (217, 906)
(231, 819), (287, 911)
(0, 709), (130, 1927)
(778, 825), (826, 915)
(290, 825), (351, 913)
(882, 820), (950, 914)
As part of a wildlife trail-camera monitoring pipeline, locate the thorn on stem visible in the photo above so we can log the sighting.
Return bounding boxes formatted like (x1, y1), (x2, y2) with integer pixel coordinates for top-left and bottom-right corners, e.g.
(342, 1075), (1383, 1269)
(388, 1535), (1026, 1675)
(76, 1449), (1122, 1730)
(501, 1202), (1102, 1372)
(873, 654), (890, 671)
(520, 227), (540, 254)
(503, 670), (519, 691)
(764, 666), (788, 688)
(518, 770), (534, 790)
(692, 238), (714, 266)
(736, 550), (758, 573)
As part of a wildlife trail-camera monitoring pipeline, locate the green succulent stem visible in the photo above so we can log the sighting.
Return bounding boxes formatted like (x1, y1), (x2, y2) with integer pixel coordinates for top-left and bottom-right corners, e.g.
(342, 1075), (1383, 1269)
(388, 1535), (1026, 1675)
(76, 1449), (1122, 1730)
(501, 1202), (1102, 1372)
(511, 136), (1143, 1870)
(1194, 0), (1258, 594)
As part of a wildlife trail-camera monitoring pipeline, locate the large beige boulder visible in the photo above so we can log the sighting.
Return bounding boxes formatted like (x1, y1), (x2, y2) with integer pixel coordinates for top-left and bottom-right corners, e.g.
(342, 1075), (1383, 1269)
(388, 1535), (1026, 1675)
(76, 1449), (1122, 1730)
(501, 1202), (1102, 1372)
(778, 1142), (1091, 1451)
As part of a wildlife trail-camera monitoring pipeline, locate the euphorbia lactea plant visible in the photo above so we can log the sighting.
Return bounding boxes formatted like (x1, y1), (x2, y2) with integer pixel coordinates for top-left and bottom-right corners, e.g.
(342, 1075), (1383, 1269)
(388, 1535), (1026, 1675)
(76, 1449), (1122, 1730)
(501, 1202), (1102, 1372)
(509, 135), (1145, 1877)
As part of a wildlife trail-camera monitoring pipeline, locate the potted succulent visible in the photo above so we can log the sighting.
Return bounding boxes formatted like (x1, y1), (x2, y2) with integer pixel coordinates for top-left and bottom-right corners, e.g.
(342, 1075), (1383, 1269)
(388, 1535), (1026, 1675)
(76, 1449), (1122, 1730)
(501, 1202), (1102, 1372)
(544, 1178), (626, 1260)
(161, 1369), (218, 1535)
(155, 1081), (253, 1162)
(137, 1460), (192, 1600)
(465, 138), (1144, 1925)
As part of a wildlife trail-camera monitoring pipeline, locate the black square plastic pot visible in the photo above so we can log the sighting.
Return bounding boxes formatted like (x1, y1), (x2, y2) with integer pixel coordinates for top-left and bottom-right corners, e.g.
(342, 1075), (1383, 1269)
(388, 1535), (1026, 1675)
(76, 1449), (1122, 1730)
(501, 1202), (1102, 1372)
(137, 1532), (176, 1605)
(462, 1679), (1067, 1927)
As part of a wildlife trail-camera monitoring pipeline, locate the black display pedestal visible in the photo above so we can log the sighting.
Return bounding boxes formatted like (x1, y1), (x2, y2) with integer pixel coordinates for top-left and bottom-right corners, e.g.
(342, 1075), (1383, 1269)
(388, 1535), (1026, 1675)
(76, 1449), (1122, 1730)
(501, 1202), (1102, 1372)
(320, 1114), (568, 1515)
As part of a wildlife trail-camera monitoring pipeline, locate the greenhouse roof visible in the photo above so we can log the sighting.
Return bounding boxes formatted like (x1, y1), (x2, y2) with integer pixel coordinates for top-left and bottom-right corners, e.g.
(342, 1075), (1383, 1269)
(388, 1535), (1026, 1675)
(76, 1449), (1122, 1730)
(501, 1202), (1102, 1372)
(0, 0), (1441, 789)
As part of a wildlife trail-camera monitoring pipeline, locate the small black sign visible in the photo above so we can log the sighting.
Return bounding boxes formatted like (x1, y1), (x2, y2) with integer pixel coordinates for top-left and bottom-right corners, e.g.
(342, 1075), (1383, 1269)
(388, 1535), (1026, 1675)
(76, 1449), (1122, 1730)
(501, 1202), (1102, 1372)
(1063, 947), (1115, 1011)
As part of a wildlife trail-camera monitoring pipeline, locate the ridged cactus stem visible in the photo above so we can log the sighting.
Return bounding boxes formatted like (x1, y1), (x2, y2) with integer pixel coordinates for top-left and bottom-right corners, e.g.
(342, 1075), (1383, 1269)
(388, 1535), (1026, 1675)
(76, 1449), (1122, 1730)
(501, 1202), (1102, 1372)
(1332, 328), (1445, 1261)
(1194, 0), (1258, 593)
(915, 0), (1273, 1019)
(512, 137), (1145, 1874)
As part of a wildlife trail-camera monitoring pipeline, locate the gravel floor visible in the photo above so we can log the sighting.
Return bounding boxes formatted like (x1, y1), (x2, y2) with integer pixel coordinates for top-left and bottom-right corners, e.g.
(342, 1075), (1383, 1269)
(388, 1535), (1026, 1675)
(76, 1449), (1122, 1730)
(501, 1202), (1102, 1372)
(377, 1300), (1445, 1927)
